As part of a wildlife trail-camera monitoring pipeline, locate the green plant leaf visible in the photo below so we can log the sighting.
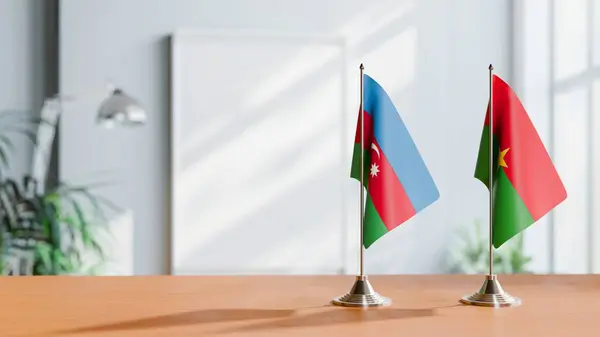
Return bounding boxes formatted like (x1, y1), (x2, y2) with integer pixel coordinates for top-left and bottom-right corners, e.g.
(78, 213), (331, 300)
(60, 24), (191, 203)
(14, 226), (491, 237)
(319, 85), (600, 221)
(89, 236), (107, 260)
(53, 249), (67, 274)
(59, 215), (79, 247)
(41, 201), (61, 274)
(447, 219), (533, 274)
(52, 181), (121, 221)
(0, 173), (117, 275)
(69, 199), (87, 227)
(35, 243), (53, 272)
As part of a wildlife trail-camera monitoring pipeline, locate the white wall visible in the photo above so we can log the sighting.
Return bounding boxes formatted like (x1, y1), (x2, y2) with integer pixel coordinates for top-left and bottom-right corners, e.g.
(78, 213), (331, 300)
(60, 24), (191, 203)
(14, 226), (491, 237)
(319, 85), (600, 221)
(0, 0), (47, 179)
(59, 0), (512, 275)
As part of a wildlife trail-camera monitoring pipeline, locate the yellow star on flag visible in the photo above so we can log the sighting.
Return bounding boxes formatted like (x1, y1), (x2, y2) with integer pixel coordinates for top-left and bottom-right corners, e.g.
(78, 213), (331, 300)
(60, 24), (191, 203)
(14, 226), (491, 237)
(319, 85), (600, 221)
(498, 148), (510, 168)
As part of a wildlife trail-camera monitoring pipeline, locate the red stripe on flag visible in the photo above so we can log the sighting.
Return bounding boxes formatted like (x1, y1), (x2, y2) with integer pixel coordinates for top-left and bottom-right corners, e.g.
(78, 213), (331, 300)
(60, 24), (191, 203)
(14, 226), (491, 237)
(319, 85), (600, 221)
(492, 75), (567, 220)
(367, 139), (416, 230)
(354, 109), (373, 148)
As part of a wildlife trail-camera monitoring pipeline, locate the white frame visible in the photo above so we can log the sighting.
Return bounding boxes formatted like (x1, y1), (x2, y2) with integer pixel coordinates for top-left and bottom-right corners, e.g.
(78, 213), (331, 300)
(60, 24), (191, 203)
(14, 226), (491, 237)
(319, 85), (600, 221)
(169, 30), (350, 275)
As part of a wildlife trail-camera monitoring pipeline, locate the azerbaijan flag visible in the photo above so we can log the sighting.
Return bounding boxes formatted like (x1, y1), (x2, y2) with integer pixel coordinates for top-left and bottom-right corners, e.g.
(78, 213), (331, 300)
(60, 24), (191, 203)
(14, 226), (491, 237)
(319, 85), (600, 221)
(351, 74), (439, 248)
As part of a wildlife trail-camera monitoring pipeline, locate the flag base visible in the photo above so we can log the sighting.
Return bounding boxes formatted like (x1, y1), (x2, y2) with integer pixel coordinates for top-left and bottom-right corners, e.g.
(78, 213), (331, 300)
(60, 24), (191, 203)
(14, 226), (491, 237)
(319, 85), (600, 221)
(460, 274), (521, 308)
(331, 275), (391, 307)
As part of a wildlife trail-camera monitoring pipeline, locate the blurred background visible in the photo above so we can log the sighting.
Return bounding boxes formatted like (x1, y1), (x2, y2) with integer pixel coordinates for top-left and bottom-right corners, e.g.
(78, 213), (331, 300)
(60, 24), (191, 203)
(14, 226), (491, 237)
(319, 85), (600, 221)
(0, 0), (595, 276)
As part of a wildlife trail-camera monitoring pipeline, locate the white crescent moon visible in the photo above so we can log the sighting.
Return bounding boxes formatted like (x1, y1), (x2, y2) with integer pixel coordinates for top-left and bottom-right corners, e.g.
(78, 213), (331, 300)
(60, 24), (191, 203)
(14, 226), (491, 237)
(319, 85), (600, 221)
(371, 143), (380, 159)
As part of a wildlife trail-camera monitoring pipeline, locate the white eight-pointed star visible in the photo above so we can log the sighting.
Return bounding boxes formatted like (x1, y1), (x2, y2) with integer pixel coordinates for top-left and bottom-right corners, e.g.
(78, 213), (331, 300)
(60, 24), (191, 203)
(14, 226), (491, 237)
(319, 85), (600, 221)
(370, 163), (380, 177)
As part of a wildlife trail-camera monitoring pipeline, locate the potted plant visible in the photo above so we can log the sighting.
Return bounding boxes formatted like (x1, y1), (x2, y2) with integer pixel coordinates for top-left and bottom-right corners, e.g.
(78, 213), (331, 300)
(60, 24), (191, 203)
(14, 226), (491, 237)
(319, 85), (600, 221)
(0, 110), (119, 275)
(444, 219), (533, 274)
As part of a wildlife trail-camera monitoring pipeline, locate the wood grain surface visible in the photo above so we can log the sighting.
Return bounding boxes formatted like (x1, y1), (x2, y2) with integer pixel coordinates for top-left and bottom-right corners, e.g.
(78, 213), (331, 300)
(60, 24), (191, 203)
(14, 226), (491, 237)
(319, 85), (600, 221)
(1, 275), (598, 337)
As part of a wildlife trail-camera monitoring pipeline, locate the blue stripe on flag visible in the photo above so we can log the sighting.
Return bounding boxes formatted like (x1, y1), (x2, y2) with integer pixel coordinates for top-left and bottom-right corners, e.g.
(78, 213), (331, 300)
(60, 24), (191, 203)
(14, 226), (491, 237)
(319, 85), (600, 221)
(363, 74), (439, 212)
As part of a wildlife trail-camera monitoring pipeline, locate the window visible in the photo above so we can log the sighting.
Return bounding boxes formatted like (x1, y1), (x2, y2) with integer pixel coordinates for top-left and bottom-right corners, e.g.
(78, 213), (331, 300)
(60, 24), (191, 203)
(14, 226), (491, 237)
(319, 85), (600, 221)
(515, 0), (600, 274)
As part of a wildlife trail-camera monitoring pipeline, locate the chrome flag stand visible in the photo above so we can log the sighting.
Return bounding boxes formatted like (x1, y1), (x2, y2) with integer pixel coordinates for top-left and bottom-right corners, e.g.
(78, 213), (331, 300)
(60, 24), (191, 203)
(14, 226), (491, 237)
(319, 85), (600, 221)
(459, 64), (521, 308)
(331, 64), (390, 308)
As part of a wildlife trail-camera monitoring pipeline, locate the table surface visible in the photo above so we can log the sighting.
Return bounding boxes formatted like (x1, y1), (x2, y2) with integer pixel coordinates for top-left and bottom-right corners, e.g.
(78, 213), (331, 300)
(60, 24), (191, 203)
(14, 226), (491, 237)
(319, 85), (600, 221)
(2, 274), (599, 337)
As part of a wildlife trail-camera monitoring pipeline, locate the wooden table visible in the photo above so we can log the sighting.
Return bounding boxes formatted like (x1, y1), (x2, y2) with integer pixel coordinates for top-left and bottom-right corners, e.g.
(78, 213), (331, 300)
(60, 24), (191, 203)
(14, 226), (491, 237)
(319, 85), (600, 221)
(2, 275), (598, 337)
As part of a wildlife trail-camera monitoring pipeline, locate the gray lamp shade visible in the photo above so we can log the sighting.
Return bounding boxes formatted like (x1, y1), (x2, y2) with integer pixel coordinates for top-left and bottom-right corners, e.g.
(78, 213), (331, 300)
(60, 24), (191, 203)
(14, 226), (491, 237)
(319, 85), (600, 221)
(96, 89), (147, 127)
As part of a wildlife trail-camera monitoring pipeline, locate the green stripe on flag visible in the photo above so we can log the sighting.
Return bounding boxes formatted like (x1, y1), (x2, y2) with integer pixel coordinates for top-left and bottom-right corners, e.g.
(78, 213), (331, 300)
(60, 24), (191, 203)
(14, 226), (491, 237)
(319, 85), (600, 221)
(474, 125), (499, 188)
(350, 144), (388, 248)
(493, 168), (535, 248)
(474, 125), (536, 248)
(364, 197), (389, 248)
(351, 143), (371, 186)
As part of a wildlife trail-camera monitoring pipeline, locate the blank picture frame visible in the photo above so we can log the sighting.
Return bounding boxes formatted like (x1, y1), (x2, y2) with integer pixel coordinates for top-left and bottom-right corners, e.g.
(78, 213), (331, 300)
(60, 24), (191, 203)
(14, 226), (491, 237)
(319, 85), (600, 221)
(170, 30), (352, 275)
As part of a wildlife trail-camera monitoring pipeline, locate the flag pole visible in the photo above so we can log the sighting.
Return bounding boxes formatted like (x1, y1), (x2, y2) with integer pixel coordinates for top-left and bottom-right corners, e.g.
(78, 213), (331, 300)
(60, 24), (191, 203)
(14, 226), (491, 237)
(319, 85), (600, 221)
(459, 64), (521, 308)
(331, 63), (390, 308)
(359, 63), (365, 277)
(488, 64), (494, 277)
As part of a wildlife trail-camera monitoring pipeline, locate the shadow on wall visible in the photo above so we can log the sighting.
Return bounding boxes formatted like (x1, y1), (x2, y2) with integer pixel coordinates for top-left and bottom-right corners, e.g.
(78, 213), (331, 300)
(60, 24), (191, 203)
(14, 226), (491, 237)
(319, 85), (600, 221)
(170, 0), (507, 275)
